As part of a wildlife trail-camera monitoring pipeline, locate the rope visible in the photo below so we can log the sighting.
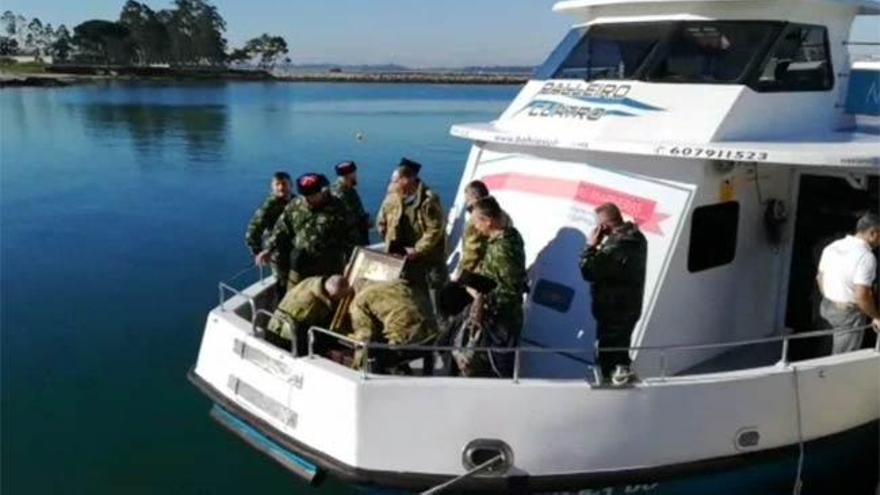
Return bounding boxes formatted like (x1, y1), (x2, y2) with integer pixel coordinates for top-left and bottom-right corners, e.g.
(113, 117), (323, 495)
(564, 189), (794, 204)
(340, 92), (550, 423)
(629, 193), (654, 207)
(791, 366), (805, 495)
(419, 454), (504, 495)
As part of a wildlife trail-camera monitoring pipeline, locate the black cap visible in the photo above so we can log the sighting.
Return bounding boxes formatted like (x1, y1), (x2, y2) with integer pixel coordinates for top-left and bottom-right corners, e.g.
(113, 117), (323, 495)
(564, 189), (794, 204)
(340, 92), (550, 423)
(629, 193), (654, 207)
(296, 173), (323, 196)
(437, 282), (472, 317)
(398, 157), (422, 175)
(335, 161), (357, 176)
(458, 270), (497, 294)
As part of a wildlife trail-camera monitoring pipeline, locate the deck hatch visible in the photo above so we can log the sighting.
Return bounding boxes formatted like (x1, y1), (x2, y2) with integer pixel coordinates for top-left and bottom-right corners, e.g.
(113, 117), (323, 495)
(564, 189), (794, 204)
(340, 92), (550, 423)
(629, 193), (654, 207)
(227, 375), (298, 429)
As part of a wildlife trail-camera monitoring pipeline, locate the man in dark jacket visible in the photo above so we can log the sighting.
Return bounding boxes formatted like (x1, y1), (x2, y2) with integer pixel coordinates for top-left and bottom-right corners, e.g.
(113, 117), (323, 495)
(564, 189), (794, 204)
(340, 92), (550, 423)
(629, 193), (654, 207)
(579, 202), (647, 385)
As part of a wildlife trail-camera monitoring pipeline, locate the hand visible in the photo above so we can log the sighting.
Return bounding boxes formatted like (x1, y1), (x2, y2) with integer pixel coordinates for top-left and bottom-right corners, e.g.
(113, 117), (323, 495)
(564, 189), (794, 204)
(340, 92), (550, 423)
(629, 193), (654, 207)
(404, 247), (418, 260)
(255, 250), (272, 266)
(465, 286), (481, 300)
(589, 224), (608, 247)
(872, 318), (880, 332)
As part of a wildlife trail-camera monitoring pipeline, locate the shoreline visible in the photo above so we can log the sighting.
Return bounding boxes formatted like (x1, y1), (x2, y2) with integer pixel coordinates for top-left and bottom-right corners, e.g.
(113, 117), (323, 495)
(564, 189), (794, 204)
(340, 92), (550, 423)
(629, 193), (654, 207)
(0, 66), (528, 88)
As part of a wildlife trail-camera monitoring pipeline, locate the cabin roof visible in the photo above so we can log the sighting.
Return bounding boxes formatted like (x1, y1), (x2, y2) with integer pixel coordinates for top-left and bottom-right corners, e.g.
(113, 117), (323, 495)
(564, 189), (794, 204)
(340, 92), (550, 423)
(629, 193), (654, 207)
(553, 0), (880, 15)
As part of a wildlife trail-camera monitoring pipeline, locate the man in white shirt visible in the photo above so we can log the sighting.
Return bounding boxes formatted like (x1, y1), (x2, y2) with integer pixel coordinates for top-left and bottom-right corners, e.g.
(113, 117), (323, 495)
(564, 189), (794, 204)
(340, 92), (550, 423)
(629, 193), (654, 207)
(817, 213), (880, 354)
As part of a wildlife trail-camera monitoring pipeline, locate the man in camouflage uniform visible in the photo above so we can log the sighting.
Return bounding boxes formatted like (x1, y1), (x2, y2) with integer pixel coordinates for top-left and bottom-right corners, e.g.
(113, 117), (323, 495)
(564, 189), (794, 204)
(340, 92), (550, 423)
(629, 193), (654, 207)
(256, 173), (355, 288)
(376, 158), (447, 307)
(579, 202), (647, 385)
(459, 180), (513, 275)
(469, 196), (527, 377)
(245, 172), (293, 298)
(349, 279), (438, 372)
(330, 160), (370, 246)
(266, 275), (351, 355)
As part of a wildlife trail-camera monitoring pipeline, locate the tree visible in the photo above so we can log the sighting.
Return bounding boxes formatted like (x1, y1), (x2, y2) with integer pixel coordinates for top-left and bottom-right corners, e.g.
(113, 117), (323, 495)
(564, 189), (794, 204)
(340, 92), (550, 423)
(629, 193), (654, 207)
(1, 11), (16, 37)
(73, 20), (132, 64)
(50, 24), (72, 62)
(0, 36), (18, 56)
(25, 17), (42, 53)
(119, 1), (170, 64)
(239, 33), (288, 70)
(227, 47), (250, 64)
(159, 0), (227, 66)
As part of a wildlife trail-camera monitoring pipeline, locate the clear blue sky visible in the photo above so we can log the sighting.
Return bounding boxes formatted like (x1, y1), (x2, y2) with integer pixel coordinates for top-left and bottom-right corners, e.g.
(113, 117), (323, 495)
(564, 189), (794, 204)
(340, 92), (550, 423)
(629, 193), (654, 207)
(2, 0), (878, 67)
(1, 0), (569, 67)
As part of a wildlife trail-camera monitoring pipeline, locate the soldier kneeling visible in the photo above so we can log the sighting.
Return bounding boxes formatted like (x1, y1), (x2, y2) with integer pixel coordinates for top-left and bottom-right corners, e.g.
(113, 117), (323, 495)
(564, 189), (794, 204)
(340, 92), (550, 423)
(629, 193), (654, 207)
(348, 279), (438, 374)
(267, 275), (351, 356)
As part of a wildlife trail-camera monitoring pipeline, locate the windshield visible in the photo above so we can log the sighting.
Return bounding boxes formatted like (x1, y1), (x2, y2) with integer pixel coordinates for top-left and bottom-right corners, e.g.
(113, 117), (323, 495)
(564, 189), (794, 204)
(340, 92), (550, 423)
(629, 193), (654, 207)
(535, 21), (784, 85)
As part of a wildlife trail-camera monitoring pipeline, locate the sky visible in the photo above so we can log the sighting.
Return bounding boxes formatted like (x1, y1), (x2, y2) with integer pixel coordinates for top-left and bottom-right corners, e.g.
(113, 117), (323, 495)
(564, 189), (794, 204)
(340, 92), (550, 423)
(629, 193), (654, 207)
(0, 0), (569, 67)
(2, 0), (878, 67)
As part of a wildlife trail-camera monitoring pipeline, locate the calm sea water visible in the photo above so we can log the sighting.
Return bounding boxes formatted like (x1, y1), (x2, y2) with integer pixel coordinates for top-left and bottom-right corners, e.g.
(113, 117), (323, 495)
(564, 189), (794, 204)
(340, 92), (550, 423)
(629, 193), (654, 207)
(0, 81), (517, 494)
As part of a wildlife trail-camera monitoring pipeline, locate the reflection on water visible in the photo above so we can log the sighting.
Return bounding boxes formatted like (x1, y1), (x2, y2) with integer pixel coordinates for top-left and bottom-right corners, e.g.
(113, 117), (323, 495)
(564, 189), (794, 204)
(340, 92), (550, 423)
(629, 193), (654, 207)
(79, 103), (229, 164)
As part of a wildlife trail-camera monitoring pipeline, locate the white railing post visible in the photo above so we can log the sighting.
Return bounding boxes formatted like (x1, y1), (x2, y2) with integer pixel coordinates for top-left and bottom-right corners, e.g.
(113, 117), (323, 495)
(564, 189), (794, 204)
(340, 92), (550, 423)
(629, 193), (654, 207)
(512, 348), (521, 384)
(780, 337), (790, 366)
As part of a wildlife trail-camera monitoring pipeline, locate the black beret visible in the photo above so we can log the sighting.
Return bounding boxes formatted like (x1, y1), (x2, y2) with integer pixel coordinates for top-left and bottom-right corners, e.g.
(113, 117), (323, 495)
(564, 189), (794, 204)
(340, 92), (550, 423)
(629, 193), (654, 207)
(296, 173), (323, 196)
(335, 161), (357, 176)
(458, 270), (497, 294)
(398, 157), (422, 175)
(437, 282), (472, 317)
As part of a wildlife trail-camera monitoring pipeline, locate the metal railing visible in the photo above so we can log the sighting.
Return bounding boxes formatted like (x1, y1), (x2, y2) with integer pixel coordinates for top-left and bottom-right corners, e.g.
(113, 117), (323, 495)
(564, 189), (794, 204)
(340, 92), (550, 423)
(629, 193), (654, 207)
(217, 264), (272, 329)
(212, 266), (877, 382)
(305, 323), (878, 383)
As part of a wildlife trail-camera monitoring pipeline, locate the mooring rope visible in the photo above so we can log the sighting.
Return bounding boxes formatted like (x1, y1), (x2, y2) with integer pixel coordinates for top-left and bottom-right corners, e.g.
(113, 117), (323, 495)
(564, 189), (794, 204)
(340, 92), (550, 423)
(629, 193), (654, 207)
(420, 454), (504, 495)
(791, 366), (805, 495)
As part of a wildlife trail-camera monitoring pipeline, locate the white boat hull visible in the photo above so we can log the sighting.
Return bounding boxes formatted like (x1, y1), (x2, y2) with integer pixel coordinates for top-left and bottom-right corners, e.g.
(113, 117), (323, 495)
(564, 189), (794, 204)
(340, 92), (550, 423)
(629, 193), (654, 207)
(190, 284), (880, 491)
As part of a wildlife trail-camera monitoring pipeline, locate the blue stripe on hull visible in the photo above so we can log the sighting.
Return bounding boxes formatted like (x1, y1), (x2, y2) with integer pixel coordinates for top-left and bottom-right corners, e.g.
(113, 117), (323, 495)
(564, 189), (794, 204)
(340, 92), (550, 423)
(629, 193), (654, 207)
(209, 405), (319, 483)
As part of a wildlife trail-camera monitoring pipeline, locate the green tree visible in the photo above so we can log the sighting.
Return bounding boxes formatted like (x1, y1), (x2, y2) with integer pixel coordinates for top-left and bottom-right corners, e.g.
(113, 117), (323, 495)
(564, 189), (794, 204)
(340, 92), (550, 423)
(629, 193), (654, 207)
(73, 20), (132, 64)
(159, 0), (226, 66)
(25, 17), (42, 53)
(50, 24), (72, 62)
(1, 11), (17, 37)
(119, 1), (170, 64)
(0, 36), (18, 56)
(240, 33), (288, 70)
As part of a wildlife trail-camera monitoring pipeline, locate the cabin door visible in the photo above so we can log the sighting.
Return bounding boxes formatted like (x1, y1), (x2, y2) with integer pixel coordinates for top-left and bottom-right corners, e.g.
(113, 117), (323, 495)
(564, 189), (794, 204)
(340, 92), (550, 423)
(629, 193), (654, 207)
(784, 173), (879, 358)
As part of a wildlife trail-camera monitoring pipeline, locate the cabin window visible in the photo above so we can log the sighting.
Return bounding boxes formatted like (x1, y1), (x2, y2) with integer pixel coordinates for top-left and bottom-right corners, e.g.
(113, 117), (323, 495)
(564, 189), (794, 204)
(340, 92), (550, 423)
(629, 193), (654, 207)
(645, 23), (780, 84)
(751, 24), (833, 92)
(534, 23), (668, 81)
(688, 202), (740, 272)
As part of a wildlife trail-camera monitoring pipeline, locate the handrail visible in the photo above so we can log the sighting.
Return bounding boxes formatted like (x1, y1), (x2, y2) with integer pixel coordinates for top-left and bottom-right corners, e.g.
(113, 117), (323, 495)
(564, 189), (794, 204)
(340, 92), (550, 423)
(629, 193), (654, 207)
(218, 281), (257, 319)
(252, 309), (296, 352)
(216, 263), (272, 331)
(305, 323), (877, 381)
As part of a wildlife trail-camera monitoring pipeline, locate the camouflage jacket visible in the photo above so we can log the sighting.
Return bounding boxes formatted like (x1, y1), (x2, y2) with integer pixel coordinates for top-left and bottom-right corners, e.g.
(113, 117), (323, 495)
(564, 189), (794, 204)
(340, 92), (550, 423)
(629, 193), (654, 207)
(579, 221), (647, 323)
(349, 280), (438, 347)
(376, 182), (446, 264)
(245, 194), (291, 255)
(268, 276), (334, 340)
(461, 210), (512, 273)
(330, 178), (369, 245)
(477, 225), (527, 324)
(266, 195), (355, 277)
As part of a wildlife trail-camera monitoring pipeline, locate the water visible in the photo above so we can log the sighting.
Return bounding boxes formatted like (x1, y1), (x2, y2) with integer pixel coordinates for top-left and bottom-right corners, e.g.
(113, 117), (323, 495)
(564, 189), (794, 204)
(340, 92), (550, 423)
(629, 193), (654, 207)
(0, 81), (516, 494)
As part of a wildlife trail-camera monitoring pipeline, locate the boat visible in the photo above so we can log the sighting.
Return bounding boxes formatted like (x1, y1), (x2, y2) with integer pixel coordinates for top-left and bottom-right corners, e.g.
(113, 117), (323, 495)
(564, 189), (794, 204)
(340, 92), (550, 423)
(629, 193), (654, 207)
(188, 0), (880, 492)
